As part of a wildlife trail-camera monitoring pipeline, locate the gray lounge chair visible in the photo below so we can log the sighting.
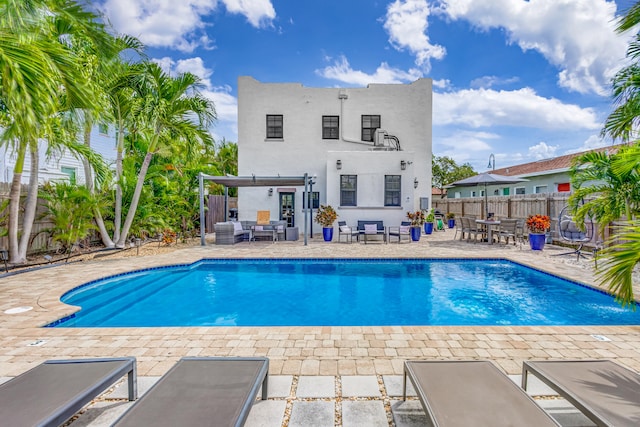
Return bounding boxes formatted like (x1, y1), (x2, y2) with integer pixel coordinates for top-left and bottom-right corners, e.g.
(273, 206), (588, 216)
(0, 357), (137, 427)
(403, 360), (559, 426)
(112, 356), (269, 427)
(522, 359), (640, 427)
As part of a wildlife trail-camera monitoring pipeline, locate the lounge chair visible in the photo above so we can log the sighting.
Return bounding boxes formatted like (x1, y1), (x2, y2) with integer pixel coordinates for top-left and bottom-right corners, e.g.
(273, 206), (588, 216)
(403, 360), (559, 426)
(337, 221), (358, 243)
(0, 357), (137, 427)
(522, 359), (640, 427)
(112, 356), (268, 427)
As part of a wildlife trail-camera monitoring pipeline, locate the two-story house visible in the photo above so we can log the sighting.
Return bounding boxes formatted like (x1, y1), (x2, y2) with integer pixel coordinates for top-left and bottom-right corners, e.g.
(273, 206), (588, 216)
(236, 76), (433, 230)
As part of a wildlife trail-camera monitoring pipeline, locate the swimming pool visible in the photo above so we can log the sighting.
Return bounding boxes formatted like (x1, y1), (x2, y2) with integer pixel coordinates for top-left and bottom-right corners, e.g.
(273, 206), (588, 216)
(48, 258), (640, 327)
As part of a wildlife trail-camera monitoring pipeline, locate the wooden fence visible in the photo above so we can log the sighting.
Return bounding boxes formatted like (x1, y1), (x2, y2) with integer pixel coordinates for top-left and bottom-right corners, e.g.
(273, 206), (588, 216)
(433, 193), (604, 246)
(206, 195), (238, 233)
(0, 182), (54, 254)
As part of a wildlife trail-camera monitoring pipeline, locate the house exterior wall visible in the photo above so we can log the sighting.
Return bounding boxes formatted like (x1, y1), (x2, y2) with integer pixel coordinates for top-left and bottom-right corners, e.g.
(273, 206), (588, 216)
(237, 76), (432, 229)
(0, 125), (117, 184)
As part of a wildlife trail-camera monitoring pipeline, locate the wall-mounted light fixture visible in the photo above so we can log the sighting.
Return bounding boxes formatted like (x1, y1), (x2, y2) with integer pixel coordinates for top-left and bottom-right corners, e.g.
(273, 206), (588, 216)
(400, 160), (407, 170)
(414, 178), (419, 189)
(336, 159), (342, 170)
(268, 187), (273, 196)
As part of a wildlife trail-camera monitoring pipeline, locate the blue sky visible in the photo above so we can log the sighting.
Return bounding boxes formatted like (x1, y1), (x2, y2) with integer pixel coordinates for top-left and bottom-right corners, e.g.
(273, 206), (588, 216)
(98, 0), (635, 172)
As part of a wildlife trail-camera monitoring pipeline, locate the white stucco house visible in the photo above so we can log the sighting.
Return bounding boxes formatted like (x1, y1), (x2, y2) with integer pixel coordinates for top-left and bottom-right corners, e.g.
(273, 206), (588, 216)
(0, 124), (117, 185)
(236, 76), (433, 231)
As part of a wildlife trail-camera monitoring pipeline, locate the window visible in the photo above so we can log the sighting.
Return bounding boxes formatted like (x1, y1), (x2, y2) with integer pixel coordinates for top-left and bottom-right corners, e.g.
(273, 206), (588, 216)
(266, 115), (283, 139)
(471, 191), (477, 197)
(534, 185), (547, 194)
(322, 116), (339, 139)
(557, 182), (570, 192)
(503, 188), (510, 196)
(515, 187), (525, 195)
(302, 191), (319, 209)
(361, 115), (380, 142)
(384, 175), (401, 206)
(340, 175), (357, 206)
(61, 167), (76, 185)
(98, 123), (109, 135)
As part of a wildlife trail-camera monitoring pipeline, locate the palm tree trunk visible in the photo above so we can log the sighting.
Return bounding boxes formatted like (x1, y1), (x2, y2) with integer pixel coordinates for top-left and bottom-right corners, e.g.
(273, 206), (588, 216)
(17, 146), (40, 262)
(7, 142), (26, 264)
(114, 123), (125, 242)
(116, 151), (153, 247)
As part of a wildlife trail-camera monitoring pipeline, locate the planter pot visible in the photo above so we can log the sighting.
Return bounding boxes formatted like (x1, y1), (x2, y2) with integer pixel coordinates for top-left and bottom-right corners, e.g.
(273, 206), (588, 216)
(424, 222), (434, 235)
(322, 227), (334, 242)
(410, 226), (421, 241)
(447, 219), (455, 228)
(529, 233), (546, 251)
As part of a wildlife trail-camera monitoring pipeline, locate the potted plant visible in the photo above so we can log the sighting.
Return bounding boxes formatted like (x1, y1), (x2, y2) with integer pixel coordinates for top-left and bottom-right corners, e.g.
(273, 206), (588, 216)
(526, 214), (550, 250)
(424, 209), (435, 234)
(446, 212), (456, 229)
(406, 210), (425, 241)
(315, 205), (338, 242)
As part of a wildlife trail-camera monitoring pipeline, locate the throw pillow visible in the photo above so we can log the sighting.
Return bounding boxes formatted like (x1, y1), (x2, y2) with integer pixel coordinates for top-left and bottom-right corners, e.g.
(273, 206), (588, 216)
(340, 226), (351, 233)
(233, 222), (243, 232)
(399, 225), (410, 233)
(254, 225), (263, 231)
(364, 224), (377, 234)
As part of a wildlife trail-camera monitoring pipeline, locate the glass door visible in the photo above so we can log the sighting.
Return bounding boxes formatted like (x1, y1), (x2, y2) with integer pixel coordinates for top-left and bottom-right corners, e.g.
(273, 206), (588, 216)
(279, 192), (295, 227)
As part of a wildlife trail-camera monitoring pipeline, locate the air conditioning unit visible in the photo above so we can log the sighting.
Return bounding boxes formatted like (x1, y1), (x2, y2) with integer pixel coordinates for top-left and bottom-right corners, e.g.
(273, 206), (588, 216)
(374, 129), (387, 146)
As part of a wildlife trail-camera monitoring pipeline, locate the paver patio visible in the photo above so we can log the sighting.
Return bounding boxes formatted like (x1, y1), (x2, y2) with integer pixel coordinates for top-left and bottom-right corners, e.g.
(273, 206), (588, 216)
(0, 230), (638, 426)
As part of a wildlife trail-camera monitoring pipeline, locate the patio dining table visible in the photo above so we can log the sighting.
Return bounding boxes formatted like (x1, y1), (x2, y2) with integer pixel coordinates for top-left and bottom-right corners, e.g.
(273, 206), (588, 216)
(475, 219), (501, 244)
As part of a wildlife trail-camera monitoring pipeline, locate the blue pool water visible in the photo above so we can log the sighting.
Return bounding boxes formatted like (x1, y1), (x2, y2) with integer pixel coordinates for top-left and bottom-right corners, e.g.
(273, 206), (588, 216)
(49, 258), (640, 327)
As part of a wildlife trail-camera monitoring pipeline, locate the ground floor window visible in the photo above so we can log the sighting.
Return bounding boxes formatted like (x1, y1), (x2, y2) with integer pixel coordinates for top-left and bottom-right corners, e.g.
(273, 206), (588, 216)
(557, 182), (570, 192)
(534, 185), (547, 194)
(384, 175), (401, 206)
(340, 175), (357, 206)
(515, 187), (525, 195)
(302, 191), (319, 209)
(61, 166), (76, 184)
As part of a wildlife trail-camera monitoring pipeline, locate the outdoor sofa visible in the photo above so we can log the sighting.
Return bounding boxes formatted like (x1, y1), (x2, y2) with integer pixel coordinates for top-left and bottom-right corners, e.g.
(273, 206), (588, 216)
(0, 357), (137, 427)
(357, 220), (386, 244)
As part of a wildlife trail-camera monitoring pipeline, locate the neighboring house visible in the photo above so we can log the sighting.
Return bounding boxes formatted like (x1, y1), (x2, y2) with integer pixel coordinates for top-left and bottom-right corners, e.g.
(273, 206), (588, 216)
(447, 145), (623, 198)
(0, 124), (117, 185)
(237, 76), (433, 228)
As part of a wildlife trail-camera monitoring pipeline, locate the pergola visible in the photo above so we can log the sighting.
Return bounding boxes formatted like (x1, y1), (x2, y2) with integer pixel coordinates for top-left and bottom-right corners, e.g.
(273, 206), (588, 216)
(198, 172), (312, 246)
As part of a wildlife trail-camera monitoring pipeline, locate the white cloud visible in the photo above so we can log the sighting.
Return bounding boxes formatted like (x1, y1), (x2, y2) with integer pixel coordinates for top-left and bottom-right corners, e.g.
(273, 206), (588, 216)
(434, 87), (600, 130)
(316, 55), (423, 85)
(383, 0), (446, 71)
(223, 0), (275, 27)
(528, 141), (559, 160)
(100, 0), (275, 52)
(563, 134), (609, 155)
(470, 75), (519, 89)
(432, 78), (451, 89)
(436, 0), (628, 95)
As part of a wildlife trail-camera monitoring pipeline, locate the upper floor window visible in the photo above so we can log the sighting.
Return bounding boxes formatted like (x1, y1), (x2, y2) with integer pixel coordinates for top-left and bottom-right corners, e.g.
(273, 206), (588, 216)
(322, 116), (339, 139)
(340, 175), (357, 206)
(266, 115), (283, 139)
(361, 115), (380, 142)
(98, 123), (109, 135)
(384, 175), (401, 206)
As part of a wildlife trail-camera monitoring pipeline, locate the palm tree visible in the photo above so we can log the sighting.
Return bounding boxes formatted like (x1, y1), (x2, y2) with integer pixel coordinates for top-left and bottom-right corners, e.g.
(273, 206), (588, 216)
(0, 0), (114, 262)
(115, 63), (216, 247)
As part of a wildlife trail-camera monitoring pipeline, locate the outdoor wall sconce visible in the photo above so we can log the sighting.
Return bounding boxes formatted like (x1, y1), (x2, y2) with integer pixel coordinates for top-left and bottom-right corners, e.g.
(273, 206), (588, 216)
(414, 177), (419, 189)
(400, 160), (406, 170)
(268, 187), (273, 196)
(336, 159), (342, 170)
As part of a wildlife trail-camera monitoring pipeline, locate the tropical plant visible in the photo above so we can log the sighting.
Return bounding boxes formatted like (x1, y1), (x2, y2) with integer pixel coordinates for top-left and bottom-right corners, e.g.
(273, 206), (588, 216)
(526, 215), (550, 234)
(446, 212), (456, 220)
(314, 205), (337, 227)
(41, 182), (98, 260)
(114, 62), (216, 247)
(424, 209), (435, 223)
(406, 210), (425, 226)
(0, 0), (115, 263)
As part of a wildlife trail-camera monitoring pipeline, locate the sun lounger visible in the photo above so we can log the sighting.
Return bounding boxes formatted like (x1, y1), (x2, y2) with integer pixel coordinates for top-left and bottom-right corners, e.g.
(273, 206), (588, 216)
(522, 360), (640, 427)
(404, 360), (559, 426)
(112, 356), (269, 427)
(0, 357), (137, 427)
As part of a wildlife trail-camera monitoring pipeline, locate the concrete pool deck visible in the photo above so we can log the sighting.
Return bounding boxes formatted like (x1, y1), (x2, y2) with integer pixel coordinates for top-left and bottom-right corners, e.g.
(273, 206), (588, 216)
(1, 231), (639, 425)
